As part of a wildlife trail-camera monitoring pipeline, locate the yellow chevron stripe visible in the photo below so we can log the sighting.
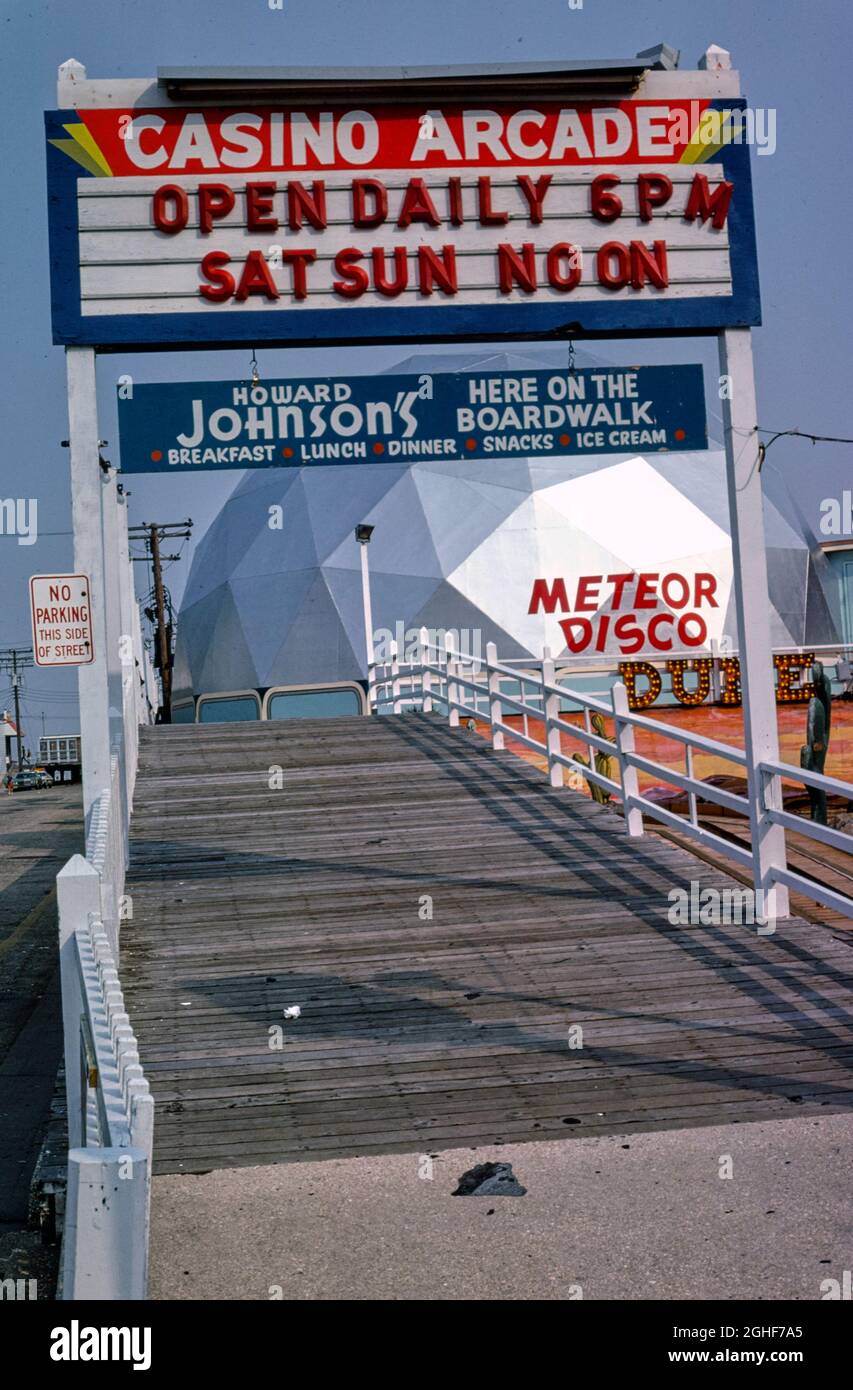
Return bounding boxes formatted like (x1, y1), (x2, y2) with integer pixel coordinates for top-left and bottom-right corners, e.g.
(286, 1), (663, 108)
(48, 137), (105, 178)
(64, 121), (113, 176)
(679, 109), (736, 164)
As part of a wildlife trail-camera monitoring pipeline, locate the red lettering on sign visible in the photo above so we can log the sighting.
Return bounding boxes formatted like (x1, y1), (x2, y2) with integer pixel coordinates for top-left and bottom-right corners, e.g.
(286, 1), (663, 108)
(684, 172), (733, 230)
(613, 613), (645, 654)
(372, 247), (408, 297)
(245, 182), (278, 231)
(477, 176), (509, 226)
(637, 173), (673, 221)
(575, 575), (602, 612)
(333, 247), (369, 298)
(417, 245), (458, 296)
(591, 174), (622, 222)
(607, 573), (634, 609)
(197, 183), (236, 233)
(397, 178), (442, 229)
(630, 240), (669, 290)
(234, 249), (281, 301)
(647, 613), (674, 649)
(661, 572), (690, 608)
(694, 572), (719, 607)
(447, 176), (464, 226)
(559, 618), (592, 652)
(547, 243), (582, 291)
(199, 250), (236, 301)
(528, 578), (569, 614)
(152, 184), (189, 233)
(352, 179), (387, 228)
(497, 242), (537, 294)
(597, 241), (631, 288)
(516, 174), (552, 225)
(287, 181), (327, 231)
(635, 573), (659, 608)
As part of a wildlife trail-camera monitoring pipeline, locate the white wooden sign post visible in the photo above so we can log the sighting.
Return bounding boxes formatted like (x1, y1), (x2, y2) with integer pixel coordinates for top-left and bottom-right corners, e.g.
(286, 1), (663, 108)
(718, 328), (789, 919)
(65, 347), (111, 831)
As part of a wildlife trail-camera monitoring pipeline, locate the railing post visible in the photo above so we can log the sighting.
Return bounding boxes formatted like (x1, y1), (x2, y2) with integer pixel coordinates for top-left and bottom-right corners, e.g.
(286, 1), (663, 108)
(542, 648), (563, 787)
(57, 856), (101, 1150)
(447, 640), (460, 727)
(486, 641), (504, 750)
(390, 638), (402, 714)
(612, 681), (644, 838)
(685, 743), (698, 826)
(63, 1146), (149, 1300)
(420, 626), (433, 713)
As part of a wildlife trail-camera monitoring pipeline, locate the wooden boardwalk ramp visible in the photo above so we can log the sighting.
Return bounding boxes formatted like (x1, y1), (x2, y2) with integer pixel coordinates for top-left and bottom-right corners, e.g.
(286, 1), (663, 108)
(120, 714), (853, 1175)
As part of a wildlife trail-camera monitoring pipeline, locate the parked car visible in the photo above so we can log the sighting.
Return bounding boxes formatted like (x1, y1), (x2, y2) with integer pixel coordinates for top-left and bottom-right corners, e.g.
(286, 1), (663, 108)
(10, 770), (52, 792)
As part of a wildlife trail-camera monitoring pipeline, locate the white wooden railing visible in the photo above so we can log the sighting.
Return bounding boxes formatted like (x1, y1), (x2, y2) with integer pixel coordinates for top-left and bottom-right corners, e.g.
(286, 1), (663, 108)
(85, 754), (127, 960)
(56, 857), (153, 1299)
(372, 630), (853, 922)
(55, 551), (155, 1296)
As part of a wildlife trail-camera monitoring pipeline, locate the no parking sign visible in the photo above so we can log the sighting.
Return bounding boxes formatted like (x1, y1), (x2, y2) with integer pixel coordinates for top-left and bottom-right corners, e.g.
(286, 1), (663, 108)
(29, 573), (94, 666)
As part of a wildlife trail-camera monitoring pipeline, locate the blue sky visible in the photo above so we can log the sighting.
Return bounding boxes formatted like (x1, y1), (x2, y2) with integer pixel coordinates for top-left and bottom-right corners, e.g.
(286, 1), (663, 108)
(1, 0), (851, 740)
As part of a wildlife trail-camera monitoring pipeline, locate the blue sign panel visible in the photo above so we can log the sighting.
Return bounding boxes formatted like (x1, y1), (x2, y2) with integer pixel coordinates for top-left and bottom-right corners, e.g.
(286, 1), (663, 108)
(117, 365), (707, 473)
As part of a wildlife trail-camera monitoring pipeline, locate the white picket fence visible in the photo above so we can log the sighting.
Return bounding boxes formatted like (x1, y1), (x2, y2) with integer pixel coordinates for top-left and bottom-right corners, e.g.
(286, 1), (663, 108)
(57, 857), (153, 1299)
(55, 589), (155, 1298)
(371, 630), (853, 922)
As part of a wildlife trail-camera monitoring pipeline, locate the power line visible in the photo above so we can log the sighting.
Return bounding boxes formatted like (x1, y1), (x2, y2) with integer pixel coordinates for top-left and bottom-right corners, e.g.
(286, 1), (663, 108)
(756, 428), (853, 446)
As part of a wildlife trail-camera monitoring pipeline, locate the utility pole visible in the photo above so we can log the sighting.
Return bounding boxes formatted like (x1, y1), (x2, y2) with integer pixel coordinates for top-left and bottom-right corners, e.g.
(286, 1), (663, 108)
(0, 647), (34, 768)
(128, 520), (192, 724)
(149, 524), (170, 716)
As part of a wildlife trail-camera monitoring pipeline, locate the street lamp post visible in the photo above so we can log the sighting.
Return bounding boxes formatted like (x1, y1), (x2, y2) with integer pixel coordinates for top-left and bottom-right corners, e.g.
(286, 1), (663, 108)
(355, 524), (375, 708)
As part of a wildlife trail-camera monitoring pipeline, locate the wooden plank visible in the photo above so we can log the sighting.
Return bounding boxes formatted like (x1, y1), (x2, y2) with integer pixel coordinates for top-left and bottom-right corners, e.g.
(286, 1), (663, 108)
(119, 714), (853, 1175)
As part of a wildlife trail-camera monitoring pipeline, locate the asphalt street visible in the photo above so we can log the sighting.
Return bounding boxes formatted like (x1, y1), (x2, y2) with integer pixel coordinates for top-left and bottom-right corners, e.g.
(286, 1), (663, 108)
(0, 783), (82, 1298)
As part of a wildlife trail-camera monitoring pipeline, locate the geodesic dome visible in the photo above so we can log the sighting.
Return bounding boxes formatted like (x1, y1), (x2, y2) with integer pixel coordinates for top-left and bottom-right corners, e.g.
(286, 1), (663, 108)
(172, 351), (838, 701)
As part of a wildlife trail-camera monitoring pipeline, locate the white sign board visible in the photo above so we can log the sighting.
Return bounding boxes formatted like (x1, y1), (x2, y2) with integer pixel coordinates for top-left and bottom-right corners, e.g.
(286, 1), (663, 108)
(30, 573), (94, 666)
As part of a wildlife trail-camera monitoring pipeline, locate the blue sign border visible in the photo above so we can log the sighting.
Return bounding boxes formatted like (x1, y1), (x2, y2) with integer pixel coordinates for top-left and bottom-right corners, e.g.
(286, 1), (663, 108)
(45, 100), (761, 350)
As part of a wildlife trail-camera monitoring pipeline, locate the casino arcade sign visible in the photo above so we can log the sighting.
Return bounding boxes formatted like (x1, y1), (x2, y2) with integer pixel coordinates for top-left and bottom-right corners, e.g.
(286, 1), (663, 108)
(45, 96), (760, 347)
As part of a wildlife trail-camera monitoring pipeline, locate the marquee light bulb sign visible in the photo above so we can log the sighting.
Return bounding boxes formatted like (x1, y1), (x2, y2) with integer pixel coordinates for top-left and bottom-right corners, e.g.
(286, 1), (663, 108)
(45, 96), (760, 347)
(618, 653), (817, 711)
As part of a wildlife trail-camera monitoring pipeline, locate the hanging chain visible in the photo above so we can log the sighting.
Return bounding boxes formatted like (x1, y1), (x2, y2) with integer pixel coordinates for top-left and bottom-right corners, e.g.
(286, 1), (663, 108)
(250, 348), (260, 385)
(567, 339), (576, 375)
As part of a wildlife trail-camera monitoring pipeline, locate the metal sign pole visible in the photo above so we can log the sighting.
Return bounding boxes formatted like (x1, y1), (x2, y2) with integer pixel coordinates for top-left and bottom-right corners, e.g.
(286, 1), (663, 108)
(66, 346), (111, 831)
(718, 327), (789, 922)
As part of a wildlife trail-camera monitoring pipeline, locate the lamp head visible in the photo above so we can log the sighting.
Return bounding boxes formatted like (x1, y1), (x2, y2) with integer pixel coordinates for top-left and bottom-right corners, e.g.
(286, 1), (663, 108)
(355, 524), (374, 545)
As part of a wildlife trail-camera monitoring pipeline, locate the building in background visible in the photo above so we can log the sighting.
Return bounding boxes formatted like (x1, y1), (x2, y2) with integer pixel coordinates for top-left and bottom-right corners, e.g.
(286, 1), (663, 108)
(37, 734), (82, 783)
(173, 352), (842, 716)
(2, 711), (21, 770)
(820, 540), (853, 649)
